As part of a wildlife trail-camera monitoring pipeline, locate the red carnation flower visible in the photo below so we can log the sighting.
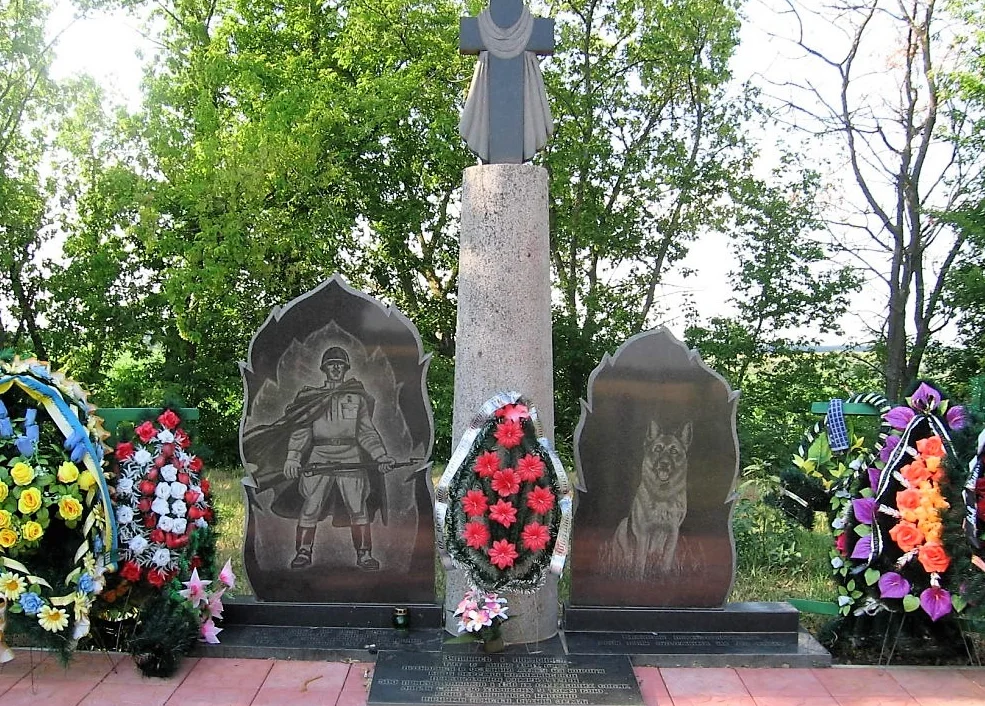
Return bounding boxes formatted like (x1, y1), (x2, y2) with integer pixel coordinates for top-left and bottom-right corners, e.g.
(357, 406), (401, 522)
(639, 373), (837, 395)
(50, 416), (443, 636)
(137, 498), (152, 513)
(178, 472), (191, 485)
(517, 454), (545, 482)
(495, 403), (530, 423)
(158, 409), (181, 430)
(143, 514), (157, 528)
(204, 508), (214, 522)
(493, 420), (524, 449)
(153, 456), (165, 468)
(488, 539), (519, 569)
(189, 457), (204, 472)
(488, 499), (518, 528)
(184, 490), (200, 505)
(115, 442), (135, 461)
(977, 477), (985, 495)
(175, 429), (191, 448)
(147, 468), (159, 480)
(146, 568), (169, 588)
(161, 442), (175, 458)
(190, 556), (202, 569)
(521, 522), (551, 552)
(462, 489), (489, 517)
(978, 497), (985, 522)
(188, 506), (204, 521)
(526, 486), (555, 514)
(120, 561), (142, 582)
(150, 529), (166, 544)
(491, 468), (521, 497)
(138, 480), (157, 496)
(200, 478), (210, 494)
(135, 421), (157, 443)
(462, 521), (491, 549)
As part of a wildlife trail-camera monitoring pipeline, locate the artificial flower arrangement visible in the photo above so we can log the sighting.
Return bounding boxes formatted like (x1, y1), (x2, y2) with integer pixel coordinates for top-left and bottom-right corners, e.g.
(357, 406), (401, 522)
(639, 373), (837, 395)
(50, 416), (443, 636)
(779, 393), (889, 529)
(435, 392), (573, 651)
(98, 408), (227, 677)
(0, 358), (117, 661)
(830, 382), (975, 622)
(110, 409), (214, 594)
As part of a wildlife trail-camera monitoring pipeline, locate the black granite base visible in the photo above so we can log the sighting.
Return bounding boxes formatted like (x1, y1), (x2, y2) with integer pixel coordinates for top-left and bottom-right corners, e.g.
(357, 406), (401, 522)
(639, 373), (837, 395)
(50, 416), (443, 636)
(562, 601), (799, 633)
(192, 625), (444, 661)
(368, 651), (644, 706)
(221, 596), (442, 629)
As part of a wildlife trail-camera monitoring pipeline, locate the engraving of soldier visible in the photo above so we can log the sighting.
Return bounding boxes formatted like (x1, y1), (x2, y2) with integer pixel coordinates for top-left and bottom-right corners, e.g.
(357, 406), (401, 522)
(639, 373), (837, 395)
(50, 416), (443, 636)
(246, 345), (395, 571)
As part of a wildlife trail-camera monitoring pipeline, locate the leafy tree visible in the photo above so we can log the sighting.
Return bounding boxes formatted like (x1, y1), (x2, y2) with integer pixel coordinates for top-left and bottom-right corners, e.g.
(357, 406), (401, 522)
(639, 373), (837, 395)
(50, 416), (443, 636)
(759, 0), (985, 401)
(545, 0), (754, 439)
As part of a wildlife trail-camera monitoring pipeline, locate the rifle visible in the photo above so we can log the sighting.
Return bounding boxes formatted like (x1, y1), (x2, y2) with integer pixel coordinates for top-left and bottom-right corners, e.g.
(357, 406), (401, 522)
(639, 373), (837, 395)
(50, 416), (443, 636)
(249, 458), (428, 493)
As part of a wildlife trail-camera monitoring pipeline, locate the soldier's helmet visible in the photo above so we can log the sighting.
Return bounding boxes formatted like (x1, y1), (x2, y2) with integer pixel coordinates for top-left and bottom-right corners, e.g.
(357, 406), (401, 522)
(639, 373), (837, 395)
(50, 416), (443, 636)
(321, 346), (350, 369)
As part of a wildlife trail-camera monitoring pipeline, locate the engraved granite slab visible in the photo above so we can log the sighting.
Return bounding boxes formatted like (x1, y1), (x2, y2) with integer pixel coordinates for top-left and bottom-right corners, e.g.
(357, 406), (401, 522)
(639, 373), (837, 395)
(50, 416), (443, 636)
(239, 274), (435, 603)
(570, 328), (739, 609)
(368, 652), (644, 706)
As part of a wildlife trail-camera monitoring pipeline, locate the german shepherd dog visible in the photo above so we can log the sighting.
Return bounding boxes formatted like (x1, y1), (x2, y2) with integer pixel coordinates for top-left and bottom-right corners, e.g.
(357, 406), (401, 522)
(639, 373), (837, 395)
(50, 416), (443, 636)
(601, 420), (691, 579)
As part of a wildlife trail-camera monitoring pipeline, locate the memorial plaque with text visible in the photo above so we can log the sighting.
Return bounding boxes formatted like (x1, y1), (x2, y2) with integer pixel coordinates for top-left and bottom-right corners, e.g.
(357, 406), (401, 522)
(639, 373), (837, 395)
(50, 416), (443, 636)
(239, 275), (435, 603)
(570, 327), (739, 608)
(369, 652), (643, 706)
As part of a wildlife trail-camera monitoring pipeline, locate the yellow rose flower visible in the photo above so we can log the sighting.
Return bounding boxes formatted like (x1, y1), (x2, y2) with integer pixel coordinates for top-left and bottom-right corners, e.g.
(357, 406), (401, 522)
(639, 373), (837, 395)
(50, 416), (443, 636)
(78, 471), (96, 492)
(0, 510), (10, 529)
(58, 496), (83, 522)
(57, 461), (80, 484)
(0, 528), (18, 548)
(0, 571), (26, 600)
(18, 487), (42, 515)
(0, 481), (7, 501)
(10, 462), (34, 486)
(21, 521), (43, 542)
(38, 605), (68, 633)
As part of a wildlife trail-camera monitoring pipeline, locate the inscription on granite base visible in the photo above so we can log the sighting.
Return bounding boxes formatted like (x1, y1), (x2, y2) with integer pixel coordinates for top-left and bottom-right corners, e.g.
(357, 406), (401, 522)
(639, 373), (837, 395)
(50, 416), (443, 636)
(369, 652), (643, 706)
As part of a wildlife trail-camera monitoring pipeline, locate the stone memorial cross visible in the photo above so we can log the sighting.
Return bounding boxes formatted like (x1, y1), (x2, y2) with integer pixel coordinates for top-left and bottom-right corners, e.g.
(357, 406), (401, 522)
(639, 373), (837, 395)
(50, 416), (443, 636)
(459, 0), (555, 164)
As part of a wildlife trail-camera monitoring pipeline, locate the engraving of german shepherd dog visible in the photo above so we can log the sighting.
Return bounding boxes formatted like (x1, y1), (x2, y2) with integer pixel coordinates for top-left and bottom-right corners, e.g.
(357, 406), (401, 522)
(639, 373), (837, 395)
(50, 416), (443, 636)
(600, 420), (691, 580)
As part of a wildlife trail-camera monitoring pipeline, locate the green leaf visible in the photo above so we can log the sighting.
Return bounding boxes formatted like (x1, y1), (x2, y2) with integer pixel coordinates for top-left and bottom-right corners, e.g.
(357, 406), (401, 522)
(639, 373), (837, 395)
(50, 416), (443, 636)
(864, 568), (881, 586)
(854, 523), (871, 537)
(952, 594), (968, 612)
(903, 594), (920, 612)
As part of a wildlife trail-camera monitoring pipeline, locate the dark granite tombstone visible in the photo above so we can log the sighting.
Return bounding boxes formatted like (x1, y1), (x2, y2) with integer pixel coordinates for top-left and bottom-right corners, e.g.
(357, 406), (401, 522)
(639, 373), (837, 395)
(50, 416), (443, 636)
(569, 327), (739, 609)
(239, 275), (435, 605)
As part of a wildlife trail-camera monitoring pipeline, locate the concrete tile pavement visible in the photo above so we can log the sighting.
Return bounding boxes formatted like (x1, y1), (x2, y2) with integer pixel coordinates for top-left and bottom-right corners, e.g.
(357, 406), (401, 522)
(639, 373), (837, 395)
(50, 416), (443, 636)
(1, 651), (983, 705)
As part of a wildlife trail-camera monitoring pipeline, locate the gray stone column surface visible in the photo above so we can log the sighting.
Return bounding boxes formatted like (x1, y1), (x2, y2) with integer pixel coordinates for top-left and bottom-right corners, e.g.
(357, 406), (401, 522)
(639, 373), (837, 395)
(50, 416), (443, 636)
(445, 163), (558, 644)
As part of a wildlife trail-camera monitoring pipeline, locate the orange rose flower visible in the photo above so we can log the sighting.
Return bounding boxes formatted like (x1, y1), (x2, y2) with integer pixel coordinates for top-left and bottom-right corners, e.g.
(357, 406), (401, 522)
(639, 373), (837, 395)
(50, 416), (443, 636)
(901, 459), (931, 485)
(915, 436), (945, 458)
(889, 521), (925, 552)
(917, 542), (950, 573)
(896, 488), (922, 512)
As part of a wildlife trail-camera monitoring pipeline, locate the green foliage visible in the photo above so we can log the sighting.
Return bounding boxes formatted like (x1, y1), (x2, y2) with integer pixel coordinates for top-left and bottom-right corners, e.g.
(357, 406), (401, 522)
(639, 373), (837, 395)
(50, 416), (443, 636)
(127, 589), (200, 678)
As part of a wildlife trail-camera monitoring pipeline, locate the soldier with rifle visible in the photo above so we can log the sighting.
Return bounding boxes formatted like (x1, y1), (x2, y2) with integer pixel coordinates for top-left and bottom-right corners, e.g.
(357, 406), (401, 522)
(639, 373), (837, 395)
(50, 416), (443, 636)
(244, 346), (395, 570)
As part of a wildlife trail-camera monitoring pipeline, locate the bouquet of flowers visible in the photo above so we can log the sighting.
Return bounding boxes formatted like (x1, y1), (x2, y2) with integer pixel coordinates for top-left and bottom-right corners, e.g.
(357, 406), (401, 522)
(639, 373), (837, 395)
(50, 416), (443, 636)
(453, 587), (508, 652)
(179, 559), (236, 644)
(831, 382), (972, 621)
(436, 393), (572, 593)
(0, 358), (116, 660)
(109, 409), (214, 596)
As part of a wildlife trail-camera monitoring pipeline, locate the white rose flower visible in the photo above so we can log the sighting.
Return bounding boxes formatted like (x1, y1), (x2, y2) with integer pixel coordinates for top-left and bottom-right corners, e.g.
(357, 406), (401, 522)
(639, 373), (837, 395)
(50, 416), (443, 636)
(154, 482), (172, 499)
(161, 464), (178, 482)
(151, 547), (172, 567)
(134, 448), (153, 465)
(157, 429), (175, 444)
(151, 497), (171, 516)
(170, 482), (187, 499)
(158, 515), (174, 532)
(116, 506), (135, 525)
(171, 500), (187, 518)
(195, 518), (208, 529)
(172, 518), (188, 534)
(128, 535), (149, 555)
(117, 477), (134, 495)
(832, 517), (846, 530)
(837, 595), (853, 607)
(831, 557), (844, 569)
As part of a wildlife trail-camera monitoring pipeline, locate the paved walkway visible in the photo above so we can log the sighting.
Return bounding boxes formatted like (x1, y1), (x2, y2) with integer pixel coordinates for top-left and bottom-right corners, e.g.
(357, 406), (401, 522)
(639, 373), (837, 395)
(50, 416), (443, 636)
(1, 651), (984, 705)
